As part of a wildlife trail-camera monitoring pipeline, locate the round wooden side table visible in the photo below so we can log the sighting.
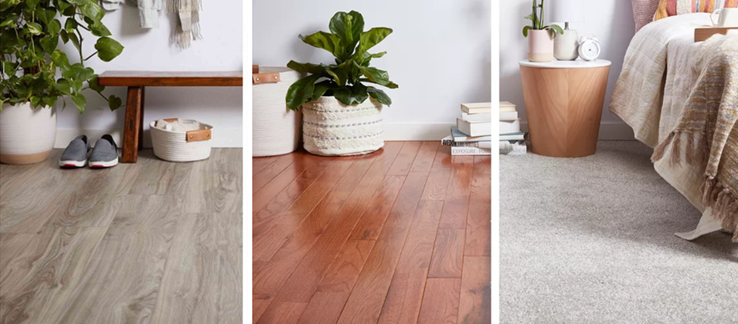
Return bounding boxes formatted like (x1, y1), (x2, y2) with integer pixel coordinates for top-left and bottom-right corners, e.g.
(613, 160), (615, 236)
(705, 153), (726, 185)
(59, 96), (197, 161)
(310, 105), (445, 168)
(519, 59), (611, 157)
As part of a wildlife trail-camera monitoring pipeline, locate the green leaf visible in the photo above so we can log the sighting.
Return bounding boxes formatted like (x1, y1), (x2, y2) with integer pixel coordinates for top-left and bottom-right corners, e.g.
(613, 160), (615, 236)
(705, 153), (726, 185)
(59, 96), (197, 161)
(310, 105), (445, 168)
(40, 36), (59, 53)
(26, 22), (43, 35)
(89, 21), (111, 37)
(313, 80), (335, 99)
(523, 26), (532, 37)
(325, 67), (349, 86)
(546, 24), (564, 37)
(356, 27), (392, 57)
(286, 61), (325, 74)
(88, 75), (104, 91)
(95, 37), (124, 62)
(50, 50), (70, 69)
(329, 11), (364, 55)
(68, 32), (81, 52)
(357, 65), (392, 86)
(368, 87), (391, 106)
(48, 19), (62, 36)
(65, 18), (77, 33)
(42, 96), (57, 107)
(55, 79), (71, 95)
(108, 95), (122, 110)
(334, 83), (369, 106)
(299, 31), (343, 59)
(79, 2), (104, 21)
(71, 92), (86, 114)
(285, 74), (321, 110)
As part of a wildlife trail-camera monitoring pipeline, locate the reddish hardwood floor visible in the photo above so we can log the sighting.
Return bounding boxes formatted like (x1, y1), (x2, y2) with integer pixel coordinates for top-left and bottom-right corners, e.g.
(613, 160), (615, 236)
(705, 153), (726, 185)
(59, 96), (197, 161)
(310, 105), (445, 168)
(252, 141), (491, 324)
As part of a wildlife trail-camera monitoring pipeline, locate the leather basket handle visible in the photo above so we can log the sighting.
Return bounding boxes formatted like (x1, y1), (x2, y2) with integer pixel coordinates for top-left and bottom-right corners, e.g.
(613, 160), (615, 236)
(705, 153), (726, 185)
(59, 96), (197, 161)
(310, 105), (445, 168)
(186, 129), (211, 142)
(252, 65), (281, 84)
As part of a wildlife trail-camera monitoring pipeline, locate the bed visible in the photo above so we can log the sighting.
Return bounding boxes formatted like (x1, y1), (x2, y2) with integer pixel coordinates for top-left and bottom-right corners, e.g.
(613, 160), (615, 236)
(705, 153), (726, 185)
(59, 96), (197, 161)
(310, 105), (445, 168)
(610, 13), (738, 241)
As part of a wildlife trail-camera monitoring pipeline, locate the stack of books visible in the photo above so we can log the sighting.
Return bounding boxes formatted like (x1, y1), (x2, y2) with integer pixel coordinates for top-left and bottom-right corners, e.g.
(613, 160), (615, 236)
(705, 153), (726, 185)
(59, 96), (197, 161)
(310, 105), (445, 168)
(500, 101), (526, 155)
(441, 103), (492, 156)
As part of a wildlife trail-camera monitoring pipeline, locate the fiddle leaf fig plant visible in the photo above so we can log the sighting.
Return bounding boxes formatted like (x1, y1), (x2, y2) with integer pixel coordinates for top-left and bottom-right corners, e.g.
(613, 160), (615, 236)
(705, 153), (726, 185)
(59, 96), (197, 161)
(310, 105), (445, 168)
(522, 0), (564, 38)
(285, 11), (398, 110)
(0, 0), (124, 113)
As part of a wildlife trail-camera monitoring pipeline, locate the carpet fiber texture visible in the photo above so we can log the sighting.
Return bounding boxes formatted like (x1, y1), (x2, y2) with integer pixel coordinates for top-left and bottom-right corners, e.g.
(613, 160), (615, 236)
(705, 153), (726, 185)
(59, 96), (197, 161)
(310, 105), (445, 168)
(501, 141), (738, 323)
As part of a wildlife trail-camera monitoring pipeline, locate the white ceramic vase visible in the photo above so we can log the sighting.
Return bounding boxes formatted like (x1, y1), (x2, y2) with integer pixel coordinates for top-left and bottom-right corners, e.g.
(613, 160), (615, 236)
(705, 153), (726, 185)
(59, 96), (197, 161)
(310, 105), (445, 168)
(0, 102), (57, 164)
(528, 30), (555, 62)
(301, 96), (384, 156)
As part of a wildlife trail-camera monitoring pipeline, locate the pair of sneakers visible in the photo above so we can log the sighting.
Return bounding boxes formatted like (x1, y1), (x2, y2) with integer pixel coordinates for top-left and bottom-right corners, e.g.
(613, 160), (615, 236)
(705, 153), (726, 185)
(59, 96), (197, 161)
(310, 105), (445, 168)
(59, 135), (119, 168)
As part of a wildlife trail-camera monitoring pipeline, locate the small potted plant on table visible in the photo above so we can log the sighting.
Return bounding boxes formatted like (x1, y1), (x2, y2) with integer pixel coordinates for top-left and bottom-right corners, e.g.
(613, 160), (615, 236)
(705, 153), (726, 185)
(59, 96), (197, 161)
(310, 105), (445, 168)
(0, 0), (123, 164)
(285, 10), (398, 156)
(523, 0), (564, 62)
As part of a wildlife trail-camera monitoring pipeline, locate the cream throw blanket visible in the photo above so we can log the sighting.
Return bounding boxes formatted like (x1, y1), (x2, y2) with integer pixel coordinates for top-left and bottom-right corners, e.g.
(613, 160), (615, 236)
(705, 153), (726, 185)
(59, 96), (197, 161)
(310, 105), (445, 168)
(611, 14), (738, 241)
(100, 0), (201, 48)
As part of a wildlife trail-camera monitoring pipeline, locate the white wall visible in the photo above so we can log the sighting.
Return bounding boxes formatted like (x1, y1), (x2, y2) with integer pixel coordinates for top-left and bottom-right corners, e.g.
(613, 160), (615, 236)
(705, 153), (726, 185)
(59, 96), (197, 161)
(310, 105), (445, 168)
(500, 0), (636, 139)
(55, 1), (243, 148)
(252, 0), (491, 140)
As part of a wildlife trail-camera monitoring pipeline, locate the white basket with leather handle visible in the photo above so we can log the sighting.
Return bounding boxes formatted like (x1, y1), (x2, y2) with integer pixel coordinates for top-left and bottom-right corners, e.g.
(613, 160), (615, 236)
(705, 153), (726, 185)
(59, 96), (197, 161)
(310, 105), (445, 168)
(252, 65), (303, 157)
(150, 118), (213, 162)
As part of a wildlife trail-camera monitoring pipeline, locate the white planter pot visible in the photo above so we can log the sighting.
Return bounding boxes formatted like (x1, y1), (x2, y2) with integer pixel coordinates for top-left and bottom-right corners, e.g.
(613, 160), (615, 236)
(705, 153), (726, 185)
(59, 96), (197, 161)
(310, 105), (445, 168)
(0, 102), (57, 164)
(528, 30), (554, 62)
(301, 96), (384, 156)
(252, 66), (303, 157)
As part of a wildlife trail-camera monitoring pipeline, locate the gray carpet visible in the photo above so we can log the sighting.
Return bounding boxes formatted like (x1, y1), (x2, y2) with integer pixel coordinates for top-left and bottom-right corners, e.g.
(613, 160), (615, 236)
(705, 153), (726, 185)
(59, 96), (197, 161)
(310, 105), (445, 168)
(501, 141), (738, 324)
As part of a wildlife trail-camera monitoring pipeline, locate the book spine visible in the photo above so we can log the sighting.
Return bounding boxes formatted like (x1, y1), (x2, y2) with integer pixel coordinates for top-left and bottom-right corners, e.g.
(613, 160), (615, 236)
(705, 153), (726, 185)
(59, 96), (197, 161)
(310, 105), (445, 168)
(442, 140), (490, 148)
(451, 147), (491, 155)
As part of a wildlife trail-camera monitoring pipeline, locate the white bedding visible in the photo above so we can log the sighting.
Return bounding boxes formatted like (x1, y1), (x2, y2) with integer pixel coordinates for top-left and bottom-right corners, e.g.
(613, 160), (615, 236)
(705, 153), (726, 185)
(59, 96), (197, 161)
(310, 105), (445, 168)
(610, 14), (730, 236)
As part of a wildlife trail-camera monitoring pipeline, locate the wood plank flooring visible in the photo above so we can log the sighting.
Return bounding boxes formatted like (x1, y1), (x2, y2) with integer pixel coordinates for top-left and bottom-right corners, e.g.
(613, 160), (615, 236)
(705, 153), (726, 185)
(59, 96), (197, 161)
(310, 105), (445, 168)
(0, 149), (242, 324)
(252, 141), (491, 324)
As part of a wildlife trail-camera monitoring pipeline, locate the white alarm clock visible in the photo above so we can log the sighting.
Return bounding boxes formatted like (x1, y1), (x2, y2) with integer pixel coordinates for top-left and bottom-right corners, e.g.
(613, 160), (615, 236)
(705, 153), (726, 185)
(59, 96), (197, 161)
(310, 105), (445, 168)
(578, 36), (601, 61)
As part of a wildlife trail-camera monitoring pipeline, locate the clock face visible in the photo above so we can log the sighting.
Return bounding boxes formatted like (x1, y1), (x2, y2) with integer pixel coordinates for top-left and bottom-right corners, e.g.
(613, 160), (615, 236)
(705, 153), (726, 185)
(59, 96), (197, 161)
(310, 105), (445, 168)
(579, 41), (600, 61)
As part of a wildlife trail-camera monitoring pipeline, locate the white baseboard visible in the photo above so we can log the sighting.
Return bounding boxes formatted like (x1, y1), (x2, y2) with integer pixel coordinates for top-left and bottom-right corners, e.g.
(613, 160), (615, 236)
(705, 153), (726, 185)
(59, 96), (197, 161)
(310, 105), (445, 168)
(384, 123), (455, 141)
(384, 121), (636, 141)
(55, 127), (243, 148)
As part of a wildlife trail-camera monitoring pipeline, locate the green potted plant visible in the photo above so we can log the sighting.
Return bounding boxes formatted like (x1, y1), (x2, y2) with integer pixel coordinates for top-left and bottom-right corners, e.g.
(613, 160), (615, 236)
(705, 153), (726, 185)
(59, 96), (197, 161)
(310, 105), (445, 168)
(522, 0), (564, 62)
(285, 10), (398, 156)
(0, 0), (124, 164)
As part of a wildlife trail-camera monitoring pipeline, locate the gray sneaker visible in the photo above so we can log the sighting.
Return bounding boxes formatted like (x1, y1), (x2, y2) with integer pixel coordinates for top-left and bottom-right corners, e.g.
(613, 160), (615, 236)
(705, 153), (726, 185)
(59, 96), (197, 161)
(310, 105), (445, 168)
(89, 135), (119, 168)
(59, 135), (90, 168)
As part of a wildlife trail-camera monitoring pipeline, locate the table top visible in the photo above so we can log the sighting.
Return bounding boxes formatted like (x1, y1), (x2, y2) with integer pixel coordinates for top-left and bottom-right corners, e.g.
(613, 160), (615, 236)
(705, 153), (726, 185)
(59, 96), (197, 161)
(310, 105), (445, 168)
(98, 71), (243, 87)
(519, 59), (612, 69)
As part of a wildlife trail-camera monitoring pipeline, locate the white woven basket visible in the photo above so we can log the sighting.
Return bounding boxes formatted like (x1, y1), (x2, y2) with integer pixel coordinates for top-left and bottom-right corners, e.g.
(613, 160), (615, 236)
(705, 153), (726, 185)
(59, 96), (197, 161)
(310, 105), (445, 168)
(252, 65), (303, 157)
(302, 96), (384, 156)
(150, 118), (212, 162)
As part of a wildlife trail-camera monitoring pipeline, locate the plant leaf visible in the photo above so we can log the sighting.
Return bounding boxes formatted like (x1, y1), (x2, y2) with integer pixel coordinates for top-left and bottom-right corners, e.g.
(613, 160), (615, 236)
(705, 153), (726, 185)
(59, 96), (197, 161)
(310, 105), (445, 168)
(286, 61), (325, 74)
(89, 21), (111, 37)
(108, 95), (122, 110)
(356, 27), (392, 58)
(40, 36), (59, 53)
(299, 31), (343, 58)
(95, 37), (124, 62)
(368, 87), (391, 106)
(285, 74), (321, 110)
(523, 26), (532, 37)
(26, 22), (43, 35)
(325, 67), (349, 86)
(70, 92), (86, 114)
(329, 11), (364, 56)
(334, 83), (368, 106)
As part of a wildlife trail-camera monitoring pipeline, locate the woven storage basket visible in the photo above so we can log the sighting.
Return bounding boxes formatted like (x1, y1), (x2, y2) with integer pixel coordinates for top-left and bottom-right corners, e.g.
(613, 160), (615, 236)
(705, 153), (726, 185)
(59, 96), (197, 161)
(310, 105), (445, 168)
(150, 118), (212, 162)
(252, 65), (303, 157)
(302, 96), (384, 156)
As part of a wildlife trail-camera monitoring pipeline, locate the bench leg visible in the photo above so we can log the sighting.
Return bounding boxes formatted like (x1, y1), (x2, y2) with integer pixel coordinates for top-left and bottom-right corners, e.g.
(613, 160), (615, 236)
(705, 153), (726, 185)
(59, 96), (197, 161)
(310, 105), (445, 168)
(122, 86), (143, 163)
(139, 87), (146, 150)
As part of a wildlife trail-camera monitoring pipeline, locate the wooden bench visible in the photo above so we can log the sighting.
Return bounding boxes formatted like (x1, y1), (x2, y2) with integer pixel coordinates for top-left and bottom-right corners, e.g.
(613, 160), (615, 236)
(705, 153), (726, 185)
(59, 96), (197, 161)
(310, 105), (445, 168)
(98, 71), (243, 163)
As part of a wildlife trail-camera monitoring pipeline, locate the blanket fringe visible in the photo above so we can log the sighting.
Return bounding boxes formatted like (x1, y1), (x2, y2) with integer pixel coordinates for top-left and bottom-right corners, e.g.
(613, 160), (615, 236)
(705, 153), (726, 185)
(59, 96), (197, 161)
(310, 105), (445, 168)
(654, 131), (738, 242)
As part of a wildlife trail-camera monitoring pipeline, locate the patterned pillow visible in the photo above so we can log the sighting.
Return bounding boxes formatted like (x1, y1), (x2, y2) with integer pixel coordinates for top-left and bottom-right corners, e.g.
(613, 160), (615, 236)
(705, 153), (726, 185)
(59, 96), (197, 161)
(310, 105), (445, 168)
(655, 0), (738, 20)
(633, 0), (660, 31)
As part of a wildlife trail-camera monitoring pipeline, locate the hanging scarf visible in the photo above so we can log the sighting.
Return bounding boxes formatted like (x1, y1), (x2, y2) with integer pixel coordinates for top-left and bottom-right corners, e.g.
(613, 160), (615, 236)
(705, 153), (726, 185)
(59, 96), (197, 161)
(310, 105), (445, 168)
(167, 0), (202, 48)
(100, 0), (202, 48)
